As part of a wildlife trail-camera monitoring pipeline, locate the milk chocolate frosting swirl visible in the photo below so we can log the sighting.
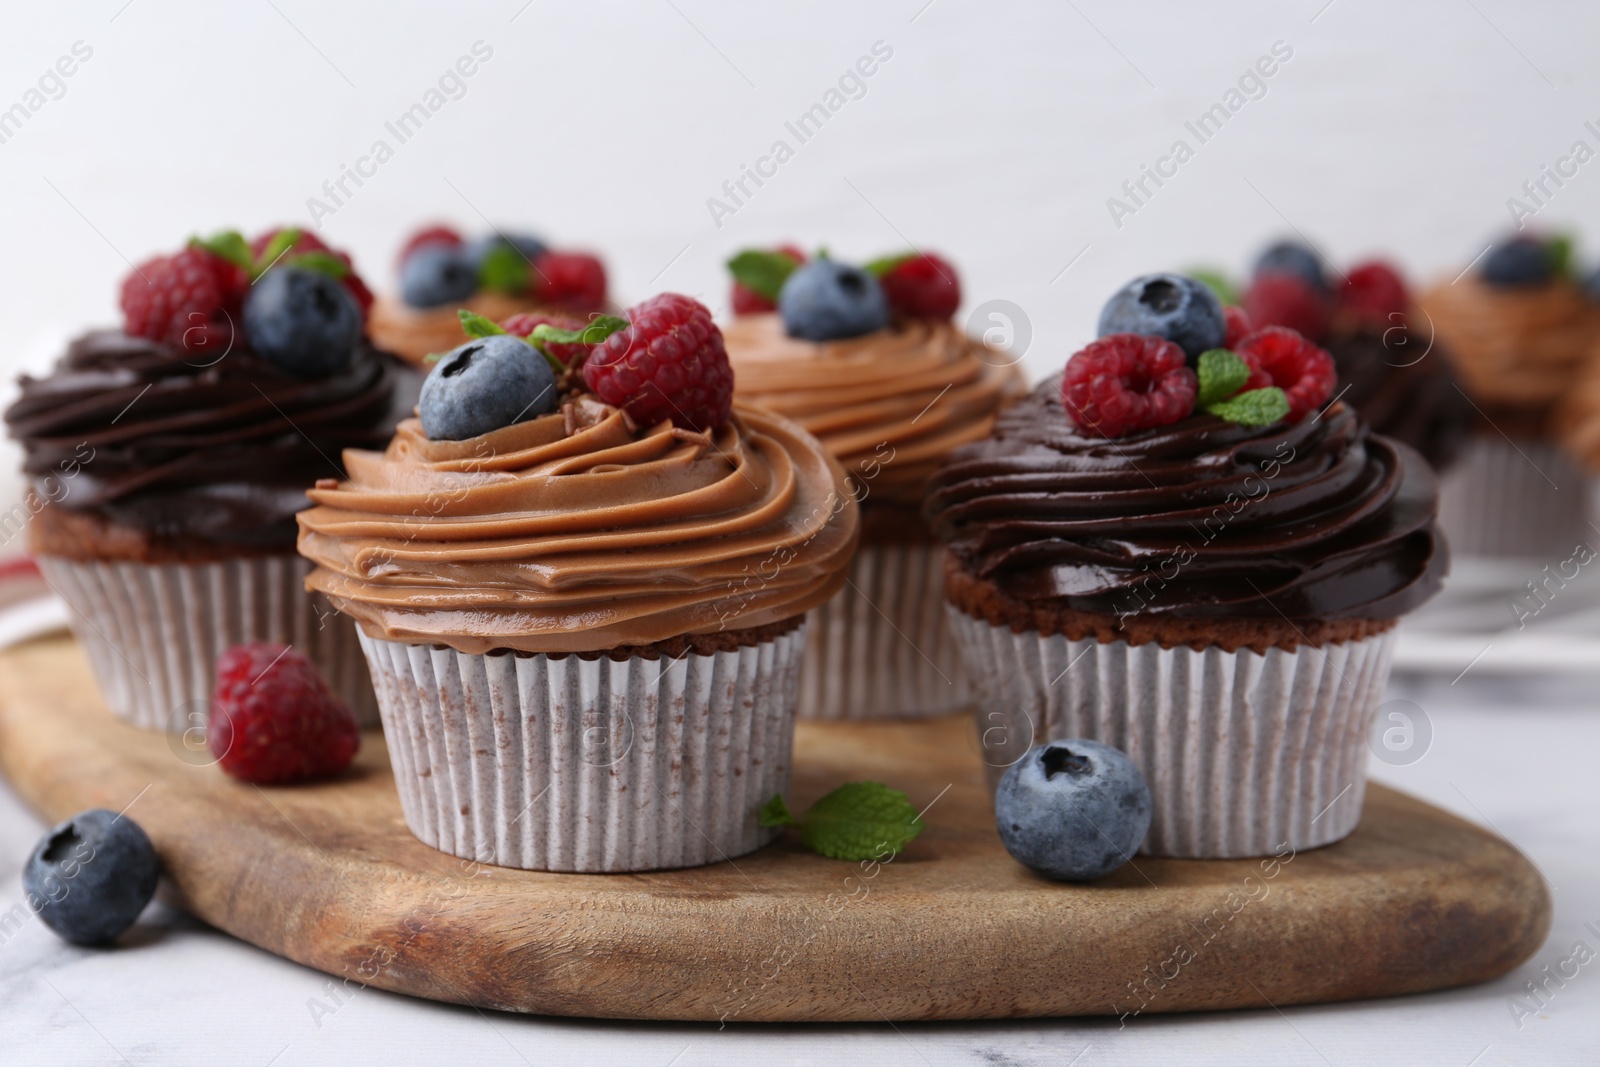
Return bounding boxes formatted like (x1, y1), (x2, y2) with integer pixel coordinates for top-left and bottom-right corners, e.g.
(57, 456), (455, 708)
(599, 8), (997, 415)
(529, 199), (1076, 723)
(722, 314), (1026, 506)
(1416, 277), (1600, 410)
(297, 398), (859, 654)
(5, 329), (394, 550)
(1323, 321), (1473, 471)
(924, 378), (1445, 622)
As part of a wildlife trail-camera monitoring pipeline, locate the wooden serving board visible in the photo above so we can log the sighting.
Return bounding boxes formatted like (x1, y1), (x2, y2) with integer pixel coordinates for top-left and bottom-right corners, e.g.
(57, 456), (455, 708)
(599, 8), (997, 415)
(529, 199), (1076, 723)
(0, 636), (1549, 1022)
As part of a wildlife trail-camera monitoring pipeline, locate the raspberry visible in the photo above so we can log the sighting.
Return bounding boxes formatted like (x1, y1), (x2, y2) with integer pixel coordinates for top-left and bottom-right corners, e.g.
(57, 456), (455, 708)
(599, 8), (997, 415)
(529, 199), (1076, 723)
(1061, 333), (1197, 439)
(1340, 259), (1409, 330)
(1222, 305), (1252, 349)
(209, 643), (360, 784)
(252, 228), (373, 321)
(583, 293), (734, 431)
(880, 252), (961, 320)
(119, 246), (238, 357)
(732, 244), (805, 315)
(1235, 326), (1337, 422)
(501, 311), (591, 367)
(397, 224), (463, 266)
(1243, 272), (1330, 343)
(533, 251), (607, 310)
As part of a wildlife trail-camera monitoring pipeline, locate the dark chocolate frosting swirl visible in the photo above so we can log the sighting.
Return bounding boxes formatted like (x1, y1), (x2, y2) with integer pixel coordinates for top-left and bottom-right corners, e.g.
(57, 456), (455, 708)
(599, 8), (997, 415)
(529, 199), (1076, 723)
(1324, 324), (1473, 472)
(6, 329), (395, 550)
(924, 377), (1446, 622)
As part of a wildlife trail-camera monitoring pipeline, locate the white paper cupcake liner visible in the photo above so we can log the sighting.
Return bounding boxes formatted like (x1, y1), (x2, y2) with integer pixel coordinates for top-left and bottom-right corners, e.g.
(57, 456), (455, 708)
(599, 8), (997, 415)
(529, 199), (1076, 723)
(359, 626), (805, 872)
(1438, 435), (1592, 559)
(948, 609), (1396, 858)
(797, 542), (971, 720)
(38, 555), (377, 732)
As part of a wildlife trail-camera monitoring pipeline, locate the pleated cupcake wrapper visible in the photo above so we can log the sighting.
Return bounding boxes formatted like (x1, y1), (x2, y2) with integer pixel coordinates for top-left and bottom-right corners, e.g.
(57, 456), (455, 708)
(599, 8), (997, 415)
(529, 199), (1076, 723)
(947, 609), (1396, 858)
(38, 555), (377, 732)
(1438, 435), (1592, 560)
(360, 627), (805, 873)
(797, 542), (971, 720)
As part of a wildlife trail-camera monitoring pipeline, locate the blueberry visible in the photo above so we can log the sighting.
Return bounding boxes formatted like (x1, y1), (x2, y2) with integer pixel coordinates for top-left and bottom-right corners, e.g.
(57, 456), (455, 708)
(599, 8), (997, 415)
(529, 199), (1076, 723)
(465, 232), (548, 266)
(1584, 266), (1600, 302)
(1253, 239), (1328, 292)
(23, 809), (160, 946)
(1482, 236), (1554, 287)
(778, 259), (891, 341)
(244, 267), (362, 377)
(1097, 273), (1225, 360)
(995, 740), (1152, 882)
(419, 335), (559, 440)
(400, 244), (479, 308)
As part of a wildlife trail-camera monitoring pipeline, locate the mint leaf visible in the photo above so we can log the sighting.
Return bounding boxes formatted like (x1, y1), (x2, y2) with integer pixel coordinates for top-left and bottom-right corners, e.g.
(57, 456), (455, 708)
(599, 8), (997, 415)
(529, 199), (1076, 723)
(457, 310), (507, 339)
(1549, 234), (1576, 279)
(1206, 386), (1289, 427)
(1187, 267), (1239, 307)
(480, 243), (530, 294)
(798, 781), (924, 861)
(193, 231), (253, 273)
(759, 794), (798, 828)
(530, 315), (629, 348)
(1196, 349), (1252, 407)
(727, 250), (800, 301)
(285, 250), (349, 279)
(255, 228), (303, 273)
(863, 252), (915, 278)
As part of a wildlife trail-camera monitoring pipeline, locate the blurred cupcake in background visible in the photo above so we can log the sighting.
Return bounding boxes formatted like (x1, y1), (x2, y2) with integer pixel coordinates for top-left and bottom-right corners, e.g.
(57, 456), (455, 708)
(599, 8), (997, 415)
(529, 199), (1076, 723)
(1416, 234), (1600, 558)
(4, 226), (394, 730)
(368, 223), (610, 365)
(721, 246), (1026, 721)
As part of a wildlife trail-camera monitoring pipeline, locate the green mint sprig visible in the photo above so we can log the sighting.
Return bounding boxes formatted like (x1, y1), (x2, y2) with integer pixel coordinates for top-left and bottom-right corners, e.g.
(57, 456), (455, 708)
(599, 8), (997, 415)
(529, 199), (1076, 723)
(760, 781), (925, 861)
(727, 249), (801, 301)
(1194, 347), (1290, 427)
(191, 227), (348, 283)
(478, 243), (531, 295)
(454, 309), (628, 372)
(863, 252), (916, 278)
(1186, 267), (1239, 307)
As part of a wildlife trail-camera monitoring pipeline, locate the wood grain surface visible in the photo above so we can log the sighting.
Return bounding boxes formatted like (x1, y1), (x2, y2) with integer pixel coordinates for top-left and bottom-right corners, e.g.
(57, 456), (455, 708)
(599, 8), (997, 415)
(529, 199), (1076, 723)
(0, 636), (1550, 1022)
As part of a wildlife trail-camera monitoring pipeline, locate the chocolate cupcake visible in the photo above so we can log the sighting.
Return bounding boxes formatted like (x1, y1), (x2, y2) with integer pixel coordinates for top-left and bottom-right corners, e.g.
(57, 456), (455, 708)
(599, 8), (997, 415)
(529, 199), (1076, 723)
(722, 248), (1025, 720)
(5, 227), (395, 730)
(926, 273), (1446, 858)
(299, 294), (858, 872)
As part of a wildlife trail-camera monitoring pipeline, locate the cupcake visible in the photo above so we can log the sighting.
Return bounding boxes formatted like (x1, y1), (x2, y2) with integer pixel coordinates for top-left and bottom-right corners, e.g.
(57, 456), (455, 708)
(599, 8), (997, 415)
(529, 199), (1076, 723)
(1416, 234), (1600, 558)
(4, 227), (396, 730)
(298, 294), (858, 872)
(368, 224), (610, 365)
(721, 247), (1025, 720)
(925, 273), (1446, 858)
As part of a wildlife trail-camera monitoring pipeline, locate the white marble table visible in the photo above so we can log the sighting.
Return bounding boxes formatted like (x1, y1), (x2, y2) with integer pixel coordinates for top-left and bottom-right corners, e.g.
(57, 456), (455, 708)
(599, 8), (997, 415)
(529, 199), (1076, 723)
(0, 666), (1594, 1067)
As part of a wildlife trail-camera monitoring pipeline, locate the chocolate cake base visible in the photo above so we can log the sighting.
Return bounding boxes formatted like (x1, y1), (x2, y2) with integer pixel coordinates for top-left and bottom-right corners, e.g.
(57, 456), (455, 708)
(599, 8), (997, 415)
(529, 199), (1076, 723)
(411, 614), (808, 663)
(28, 498), (293, 564)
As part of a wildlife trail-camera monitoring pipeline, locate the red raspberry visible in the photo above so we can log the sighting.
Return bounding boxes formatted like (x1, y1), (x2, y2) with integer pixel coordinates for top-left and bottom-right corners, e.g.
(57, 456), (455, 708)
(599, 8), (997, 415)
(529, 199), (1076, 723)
(119, 246), (238, 357)
(732, 244), (806, 315)
(1340, 259), (1409, 330)
(1222, 305), (1252, 349)
(1243, 272), (1331, 343)
(252, 227), (373, 321)
(533, 251), (607, 310)
(880, 252), (962, 320)
(397, 224), (463, 266)
(1061, 333), (1197, 439)
(209, 642), (360, 784)
(1235, 326), (1337, 422)
(583, 293), (734, 431)
(501, 311), (591, 367)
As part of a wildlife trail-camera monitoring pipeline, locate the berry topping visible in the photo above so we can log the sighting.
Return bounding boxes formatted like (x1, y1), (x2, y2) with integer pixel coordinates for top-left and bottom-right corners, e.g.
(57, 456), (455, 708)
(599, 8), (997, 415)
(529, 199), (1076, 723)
(1097, 273), (1225, 361)
(24, 809), (160, 946)
(1482, 235), (1556, 287)
(502, 311), (592, 367)
(874, 252), (962, 320)
(119, 245), (238, 356)
(466, 232), (548, 268)
(729, 245), (806, 314)
(995, 741), (1152, 882)
(401, 244), (478, 308)
(250, 227), (372, 320)
(421, 334), (561, 440)
(398, 224), (463, 266)
(532, 251), (607, 310)
(1061, 333), (1197, 439)
(1585, 265), (1600, 302)
(1252, 239), (1329, 292)
(1222, 304), (1253, 349)
(243, 267), (362, 378)
(1234, 326), (1337, 421)
(1242, 271), (1331, 342)
(1340, 259), (1409, 329)
(778, 259), (891, 341)
(210, 643), (360, 784)
(584, 293), (734, 432)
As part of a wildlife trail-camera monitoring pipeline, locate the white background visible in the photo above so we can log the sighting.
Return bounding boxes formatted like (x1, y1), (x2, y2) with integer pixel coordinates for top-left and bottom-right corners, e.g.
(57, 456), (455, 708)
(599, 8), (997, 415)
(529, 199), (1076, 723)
(1, 1), (1599, 1063)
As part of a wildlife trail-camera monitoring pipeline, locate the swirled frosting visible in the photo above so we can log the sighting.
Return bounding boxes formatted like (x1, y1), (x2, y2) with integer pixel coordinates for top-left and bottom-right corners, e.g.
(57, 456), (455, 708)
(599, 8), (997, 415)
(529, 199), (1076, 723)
(5, 329), (394, 550)
(1416, 277), (1600, 410)
(924, 378), (1445, 623)
(1324, 320), (1474, 471)
(721, 314), (1025, 506)
(297, 398), (859, 654)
